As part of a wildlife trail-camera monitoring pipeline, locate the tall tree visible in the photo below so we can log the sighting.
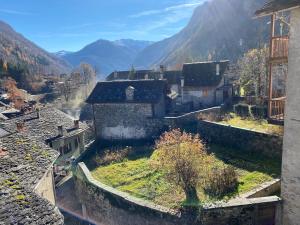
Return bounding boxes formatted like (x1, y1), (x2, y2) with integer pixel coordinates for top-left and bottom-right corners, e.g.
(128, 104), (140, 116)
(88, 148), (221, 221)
(238, 47), (268, 97)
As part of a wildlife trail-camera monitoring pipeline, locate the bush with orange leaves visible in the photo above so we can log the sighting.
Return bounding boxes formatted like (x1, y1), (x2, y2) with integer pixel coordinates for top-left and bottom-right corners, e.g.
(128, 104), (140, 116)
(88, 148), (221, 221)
(152, 129), (216, 203)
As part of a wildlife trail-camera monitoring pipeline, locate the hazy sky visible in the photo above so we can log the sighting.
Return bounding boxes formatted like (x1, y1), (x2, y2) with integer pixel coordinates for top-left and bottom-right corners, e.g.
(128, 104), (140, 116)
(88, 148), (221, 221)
(0, 0), (206, 52)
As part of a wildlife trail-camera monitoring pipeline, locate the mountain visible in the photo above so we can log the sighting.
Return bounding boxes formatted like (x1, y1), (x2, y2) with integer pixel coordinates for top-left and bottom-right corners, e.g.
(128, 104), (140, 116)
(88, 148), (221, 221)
(134, 0), (269, 69)
(60, 39), (153, 79)
(0, 21), (71, 75)
(54, 50), (73, 57)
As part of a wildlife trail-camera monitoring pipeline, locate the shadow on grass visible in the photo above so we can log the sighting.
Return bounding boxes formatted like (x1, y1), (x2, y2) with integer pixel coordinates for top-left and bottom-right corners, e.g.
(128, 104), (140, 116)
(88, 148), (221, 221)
(208, 144), (281, 178)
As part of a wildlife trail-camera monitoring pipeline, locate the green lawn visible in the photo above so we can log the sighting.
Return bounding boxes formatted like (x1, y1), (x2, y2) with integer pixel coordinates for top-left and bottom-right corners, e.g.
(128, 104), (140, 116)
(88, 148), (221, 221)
(219, 116), (283, 136)
(90, 145), (281, 209)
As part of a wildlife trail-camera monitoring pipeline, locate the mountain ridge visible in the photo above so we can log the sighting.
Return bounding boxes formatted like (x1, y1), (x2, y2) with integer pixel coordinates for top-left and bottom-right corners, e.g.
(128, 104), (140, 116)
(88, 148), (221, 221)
(0, 20), (71, 75)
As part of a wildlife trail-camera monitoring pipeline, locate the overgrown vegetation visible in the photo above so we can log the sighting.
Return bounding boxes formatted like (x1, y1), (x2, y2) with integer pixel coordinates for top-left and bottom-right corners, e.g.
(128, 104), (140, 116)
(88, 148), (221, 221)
(219, 114), (283, 135)
(90, 133), (281, 209)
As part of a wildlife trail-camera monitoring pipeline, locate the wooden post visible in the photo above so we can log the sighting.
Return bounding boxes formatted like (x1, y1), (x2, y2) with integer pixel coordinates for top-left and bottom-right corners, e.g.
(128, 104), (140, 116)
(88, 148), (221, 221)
(268, 14), (276, 118)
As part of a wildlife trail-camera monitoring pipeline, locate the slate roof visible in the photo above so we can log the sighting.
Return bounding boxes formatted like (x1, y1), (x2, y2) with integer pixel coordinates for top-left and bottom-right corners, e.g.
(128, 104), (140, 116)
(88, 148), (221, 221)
(86, 80), (169, 104)
(106, 70), (182, 85)
(106, 70), (152, 81)
(0, 107), (88, 144)
(255, 0), (300, 17)
(0, 133), (64, 225)
(182, 60), (229, 87)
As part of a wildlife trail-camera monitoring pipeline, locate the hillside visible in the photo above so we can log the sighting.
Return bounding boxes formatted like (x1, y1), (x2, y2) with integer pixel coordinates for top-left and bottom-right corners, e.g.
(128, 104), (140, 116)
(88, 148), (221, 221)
(60, 39), (152, 79)
(134, 0), (269, 69)
(0, 21), (71, 75)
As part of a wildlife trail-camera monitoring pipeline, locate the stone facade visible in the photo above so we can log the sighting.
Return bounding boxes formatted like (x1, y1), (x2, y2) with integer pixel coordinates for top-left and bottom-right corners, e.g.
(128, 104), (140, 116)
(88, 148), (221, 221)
(93, 102), (166, 141)
(281, 7), (300, 225)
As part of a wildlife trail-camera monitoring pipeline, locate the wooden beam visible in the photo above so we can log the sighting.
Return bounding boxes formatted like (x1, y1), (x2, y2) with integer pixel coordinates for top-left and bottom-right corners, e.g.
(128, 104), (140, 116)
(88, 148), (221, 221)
(268, 14), (276, 118)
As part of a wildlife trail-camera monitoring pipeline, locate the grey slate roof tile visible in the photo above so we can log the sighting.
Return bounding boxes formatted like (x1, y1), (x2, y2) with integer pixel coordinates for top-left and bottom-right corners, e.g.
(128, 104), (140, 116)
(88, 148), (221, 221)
(0, 133), (64, 224)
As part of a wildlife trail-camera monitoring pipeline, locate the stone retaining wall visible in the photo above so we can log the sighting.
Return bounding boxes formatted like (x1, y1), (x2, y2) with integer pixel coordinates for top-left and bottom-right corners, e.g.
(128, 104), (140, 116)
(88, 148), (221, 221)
(73, 162), (281, 225)
(197, 120), (283, 158)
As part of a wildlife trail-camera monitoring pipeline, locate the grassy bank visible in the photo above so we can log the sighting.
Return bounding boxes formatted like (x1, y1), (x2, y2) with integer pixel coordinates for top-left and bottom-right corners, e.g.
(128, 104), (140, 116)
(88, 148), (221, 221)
(90, 144), (281, 209)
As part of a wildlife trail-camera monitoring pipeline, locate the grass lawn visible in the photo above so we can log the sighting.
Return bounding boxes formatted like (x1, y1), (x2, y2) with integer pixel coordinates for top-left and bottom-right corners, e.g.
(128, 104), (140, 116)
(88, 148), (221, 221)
(219, 116), (284, 136)
(90, 145), (281, 209)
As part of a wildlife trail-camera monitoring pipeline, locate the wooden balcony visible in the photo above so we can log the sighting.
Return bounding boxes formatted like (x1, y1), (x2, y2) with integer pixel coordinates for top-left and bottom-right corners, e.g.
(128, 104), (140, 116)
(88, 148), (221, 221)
(270, 36), (289, 63)
(269, 97), (286, 122)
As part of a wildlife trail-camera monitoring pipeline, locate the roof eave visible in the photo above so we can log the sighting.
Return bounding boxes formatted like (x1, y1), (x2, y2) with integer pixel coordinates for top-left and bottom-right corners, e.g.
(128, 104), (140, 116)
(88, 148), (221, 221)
(255, 5), (300, 18)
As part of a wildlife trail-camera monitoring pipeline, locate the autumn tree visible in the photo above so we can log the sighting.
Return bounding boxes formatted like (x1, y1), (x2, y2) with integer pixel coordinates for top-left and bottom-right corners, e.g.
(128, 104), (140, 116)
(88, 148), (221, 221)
(238, 47), (268, 97)
(152, 129), (215, 203)
(3, 77), (25, 109)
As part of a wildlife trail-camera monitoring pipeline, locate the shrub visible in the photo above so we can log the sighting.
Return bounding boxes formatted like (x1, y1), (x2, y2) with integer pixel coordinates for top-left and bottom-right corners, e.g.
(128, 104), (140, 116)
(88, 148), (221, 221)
(234, 103), (251, 117)
(250, 105), (267, 118)
(96, 147), (132, 166)
(152, 129), (215, 203)
(204, 166), (238, 197)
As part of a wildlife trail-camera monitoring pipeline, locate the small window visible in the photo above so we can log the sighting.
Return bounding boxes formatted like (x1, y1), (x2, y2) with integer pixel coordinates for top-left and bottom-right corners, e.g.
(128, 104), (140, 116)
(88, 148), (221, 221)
(203, 89), (209, 97)
(75, 138), (79, 149)
(125, 86), (135, 101)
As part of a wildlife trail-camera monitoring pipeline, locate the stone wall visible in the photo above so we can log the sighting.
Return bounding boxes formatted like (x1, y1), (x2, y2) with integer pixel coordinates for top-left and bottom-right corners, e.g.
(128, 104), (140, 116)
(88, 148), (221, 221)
(93, 103), (166, 141)
(197, 120), (283, 158)
(73, 162), (281, 225)
(281, 7), (300, 225)
(35, 168), (56, 205)
(165, 107), (221, 132)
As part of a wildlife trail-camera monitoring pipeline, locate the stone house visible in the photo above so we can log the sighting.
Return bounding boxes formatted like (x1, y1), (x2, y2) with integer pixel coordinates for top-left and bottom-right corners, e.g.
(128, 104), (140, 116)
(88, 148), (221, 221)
(0, 107), (88, 176)
(181, 60), (231, 109)
(86, 80), (170, 141)
(0, 132), (64, 224)
(256, 1), (300, 225)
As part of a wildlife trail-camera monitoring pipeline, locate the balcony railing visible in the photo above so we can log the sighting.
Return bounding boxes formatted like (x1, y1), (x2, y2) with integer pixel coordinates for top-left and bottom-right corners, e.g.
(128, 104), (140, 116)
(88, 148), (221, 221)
(270, 97), (286, 121)
(271, 36), (289, 61)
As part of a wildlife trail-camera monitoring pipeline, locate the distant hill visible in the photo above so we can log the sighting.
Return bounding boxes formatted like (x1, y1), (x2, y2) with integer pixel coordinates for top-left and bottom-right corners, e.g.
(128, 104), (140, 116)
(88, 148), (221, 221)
(134, 0), (269, 69)
(60, 39), (153, 79)
(0, 20), (71, 75)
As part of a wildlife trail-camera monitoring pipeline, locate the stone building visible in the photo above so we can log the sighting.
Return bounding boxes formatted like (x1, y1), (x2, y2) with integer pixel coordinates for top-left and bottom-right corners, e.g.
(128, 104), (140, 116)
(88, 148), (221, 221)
(181, 60), (231, 109)
(0, 107), (88, 176)
(87, 80), (170, 141)
(256, 1), (300, 225)
(0, 132), (64, 224)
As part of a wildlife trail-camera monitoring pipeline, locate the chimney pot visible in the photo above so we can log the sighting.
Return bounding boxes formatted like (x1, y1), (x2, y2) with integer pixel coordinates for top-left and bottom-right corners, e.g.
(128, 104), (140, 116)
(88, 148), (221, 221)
(58, 125), (66, 136)
(74, 120), (80, 129)
(16, 121), (25, 132)
(36, 108), (40, 119)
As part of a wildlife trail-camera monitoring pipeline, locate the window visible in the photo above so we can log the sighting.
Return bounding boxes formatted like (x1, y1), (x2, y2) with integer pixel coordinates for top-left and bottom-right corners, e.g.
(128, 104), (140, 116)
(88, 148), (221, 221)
(203, 89), (209, 97)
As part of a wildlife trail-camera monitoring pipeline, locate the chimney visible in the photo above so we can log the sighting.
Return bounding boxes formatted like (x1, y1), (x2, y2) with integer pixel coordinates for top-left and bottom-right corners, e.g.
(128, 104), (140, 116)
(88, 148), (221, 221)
(74, 120), (80, 129)
(216, 63), (220, 76)
(160, 65), (165, 79)
(36, 108), (40, 119)
(58, 125), (67, 136)
(16, 121), (25, 132)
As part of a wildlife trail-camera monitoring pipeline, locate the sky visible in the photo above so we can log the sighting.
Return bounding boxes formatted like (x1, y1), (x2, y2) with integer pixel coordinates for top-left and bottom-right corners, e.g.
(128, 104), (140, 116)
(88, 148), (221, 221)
(0, 0), (206, 52)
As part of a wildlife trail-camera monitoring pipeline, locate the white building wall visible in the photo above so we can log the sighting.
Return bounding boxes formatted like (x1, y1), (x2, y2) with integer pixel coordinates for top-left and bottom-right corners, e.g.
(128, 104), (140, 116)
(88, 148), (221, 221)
(281, 7), (300, 225)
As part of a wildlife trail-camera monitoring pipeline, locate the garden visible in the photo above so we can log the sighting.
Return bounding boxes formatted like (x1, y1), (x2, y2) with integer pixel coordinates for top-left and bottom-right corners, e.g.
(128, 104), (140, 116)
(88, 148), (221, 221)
(86, 130), (281, 209)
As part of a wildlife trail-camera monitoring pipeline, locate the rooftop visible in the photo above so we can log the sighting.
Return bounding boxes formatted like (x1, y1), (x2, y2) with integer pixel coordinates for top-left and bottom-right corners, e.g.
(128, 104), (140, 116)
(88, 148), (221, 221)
(255, 0), (300, 17)
(87, 80), (169, 104)
(0, 107), (88, 144)
(106, 70), (182, 85)
(0, 133), (64, 224)
(183, 60), (229, 87)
